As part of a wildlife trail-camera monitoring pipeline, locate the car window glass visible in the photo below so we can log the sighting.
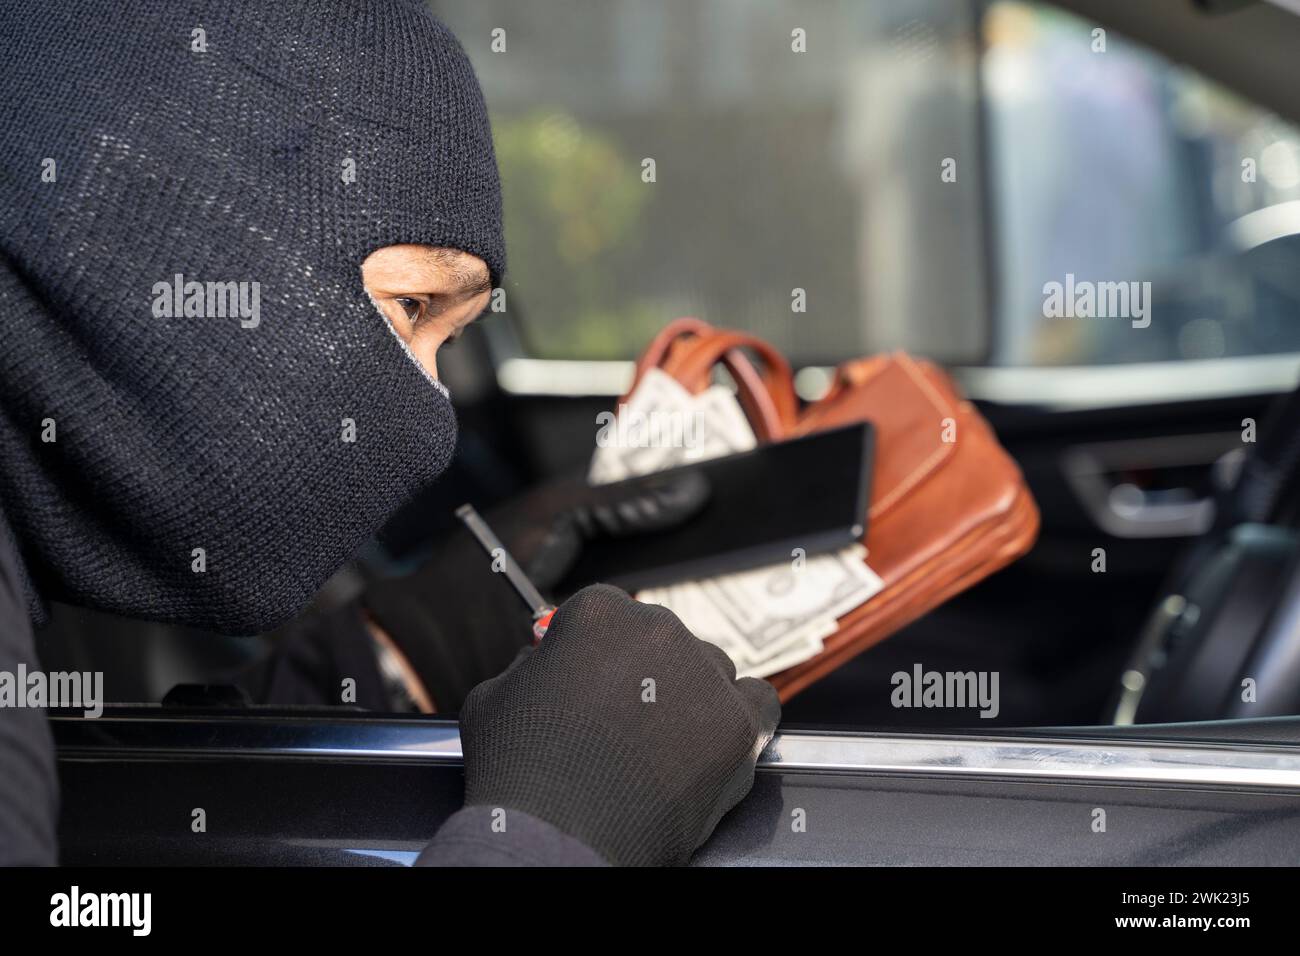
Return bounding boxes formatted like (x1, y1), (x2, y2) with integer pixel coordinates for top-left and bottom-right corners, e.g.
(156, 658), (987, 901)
(434, 0), (989, 366)
(985, 1), (1300, 366)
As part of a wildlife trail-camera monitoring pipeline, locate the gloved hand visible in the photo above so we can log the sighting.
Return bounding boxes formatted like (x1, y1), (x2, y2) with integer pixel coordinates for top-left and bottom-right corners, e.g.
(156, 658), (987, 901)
(472, 467), (710, 594)
(362, 470), (709, 711)
(457, 583), (781, 866)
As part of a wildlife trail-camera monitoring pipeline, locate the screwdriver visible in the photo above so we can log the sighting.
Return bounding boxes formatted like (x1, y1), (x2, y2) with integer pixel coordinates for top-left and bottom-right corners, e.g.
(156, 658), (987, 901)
(456, 503), (557, 643)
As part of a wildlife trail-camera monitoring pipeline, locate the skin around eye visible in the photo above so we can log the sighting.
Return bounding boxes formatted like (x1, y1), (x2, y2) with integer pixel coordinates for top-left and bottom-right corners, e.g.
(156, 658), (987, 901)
(360, 245), (491, 379)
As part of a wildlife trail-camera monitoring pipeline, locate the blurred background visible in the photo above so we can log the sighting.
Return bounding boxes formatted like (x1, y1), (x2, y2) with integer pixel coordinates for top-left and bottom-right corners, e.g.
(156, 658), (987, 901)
(433, 0), (1300, 375)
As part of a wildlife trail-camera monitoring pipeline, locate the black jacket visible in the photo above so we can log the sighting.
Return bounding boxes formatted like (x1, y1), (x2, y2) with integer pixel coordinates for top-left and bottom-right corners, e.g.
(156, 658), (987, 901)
(0, 505), (603, 867)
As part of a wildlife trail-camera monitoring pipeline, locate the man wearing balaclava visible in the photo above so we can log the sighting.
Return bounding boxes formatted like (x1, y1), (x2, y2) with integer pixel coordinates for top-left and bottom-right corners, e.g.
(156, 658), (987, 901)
(0, 0), (778, 866)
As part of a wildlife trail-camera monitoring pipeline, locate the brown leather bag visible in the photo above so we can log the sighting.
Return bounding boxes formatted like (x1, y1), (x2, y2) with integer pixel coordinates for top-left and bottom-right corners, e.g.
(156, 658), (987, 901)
(623, 318), (1040, 701)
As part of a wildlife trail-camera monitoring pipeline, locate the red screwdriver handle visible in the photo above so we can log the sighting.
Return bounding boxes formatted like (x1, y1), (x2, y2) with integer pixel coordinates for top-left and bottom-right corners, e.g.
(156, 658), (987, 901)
(531, 606), (557, 644)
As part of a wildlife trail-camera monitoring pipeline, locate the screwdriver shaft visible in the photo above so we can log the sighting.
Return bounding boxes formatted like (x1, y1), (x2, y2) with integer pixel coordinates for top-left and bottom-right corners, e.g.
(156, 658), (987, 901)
(455, 503), (550, 617)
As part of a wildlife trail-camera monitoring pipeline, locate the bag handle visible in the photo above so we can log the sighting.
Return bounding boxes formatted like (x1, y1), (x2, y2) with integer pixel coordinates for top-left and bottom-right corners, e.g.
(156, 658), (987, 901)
(663, 330), (800, 440)
(625, 316), (715, 393)
(623, 319), (800, 442)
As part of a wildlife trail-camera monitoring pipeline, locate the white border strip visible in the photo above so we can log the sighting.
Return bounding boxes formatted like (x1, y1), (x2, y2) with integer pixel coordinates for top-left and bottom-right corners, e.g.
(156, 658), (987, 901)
(953, 354), (1300, 410)
(495, 354), (1300, 409)
(765, 732), (1300, 788)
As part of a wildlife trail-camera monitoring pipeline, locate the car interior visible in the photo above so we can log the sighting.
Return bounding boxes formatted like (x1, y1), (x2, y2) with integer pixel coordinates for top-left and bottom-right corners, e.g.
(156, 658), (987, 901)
(35, 0), (1300, 745)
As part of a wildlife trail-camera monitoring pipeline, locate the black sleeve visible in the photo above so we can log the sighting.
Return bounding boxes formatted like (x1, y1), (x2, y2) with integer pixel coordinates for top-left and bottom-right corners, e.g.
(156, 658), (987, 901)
(416, 806), (609, 867)
(0, 520), (59, 865)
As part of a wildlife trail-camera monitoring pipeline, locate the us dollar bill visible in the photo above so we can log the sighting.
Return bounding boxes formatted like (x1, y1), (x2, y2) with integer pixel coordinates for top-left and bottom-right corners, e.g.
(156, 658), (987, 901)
(699, 545), (881, 658)
(589, 370), (759, 484)
(591, 367), (880, 677)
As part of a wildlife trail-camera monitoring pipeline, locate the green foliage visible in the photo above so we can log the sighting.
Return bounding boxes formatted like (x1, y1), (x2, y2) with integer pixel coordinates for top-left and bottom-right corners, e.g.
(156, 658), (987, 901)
(495, 111), (661, 357)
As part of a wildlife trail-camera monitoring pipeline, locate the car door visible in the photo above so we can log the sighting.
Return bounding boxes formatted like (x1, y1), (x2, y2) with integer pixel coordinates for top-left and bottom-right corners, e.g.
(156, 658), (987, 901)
(51, 712), (1300, 865)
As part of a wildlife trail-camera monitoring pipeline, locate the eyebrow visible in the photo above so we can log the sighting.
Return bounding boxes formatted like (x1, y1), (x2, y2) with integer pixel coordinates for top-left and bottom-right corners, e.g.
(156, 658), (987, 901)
(449, 269), (493, 299)
(421, 248), (493, 299)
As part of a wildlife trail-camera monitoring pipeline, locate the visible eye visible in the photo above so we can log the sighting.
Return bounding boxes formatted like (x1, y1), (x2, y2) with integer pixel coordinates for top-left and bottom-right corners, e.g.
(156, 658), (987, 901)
(395, 297), (424, 325)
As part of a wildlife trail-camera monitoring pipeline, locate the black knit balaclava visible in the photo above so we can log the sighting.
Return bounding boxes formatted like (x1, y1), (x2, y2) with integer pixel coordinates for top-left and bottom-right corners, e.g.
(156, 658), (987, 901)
(0, 0), (504, 634)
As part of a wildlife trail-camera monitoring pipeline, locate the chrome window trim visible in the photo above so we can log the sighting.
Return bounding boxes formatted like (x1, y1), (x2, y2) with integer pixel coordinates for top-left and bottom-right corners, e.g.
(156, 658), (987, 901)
(494, 354), (1300, 409)
(52, 717), (1300, 790)
(762, 732), (1300, 788)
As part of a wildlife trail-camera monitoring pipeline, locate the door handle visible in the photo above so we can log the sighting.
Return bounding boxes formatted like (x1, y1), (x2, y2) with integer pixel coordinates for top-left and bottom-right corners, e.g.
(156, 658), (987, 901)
(1105, 482), (1215, 532)
(1060, 434), (1235, 539)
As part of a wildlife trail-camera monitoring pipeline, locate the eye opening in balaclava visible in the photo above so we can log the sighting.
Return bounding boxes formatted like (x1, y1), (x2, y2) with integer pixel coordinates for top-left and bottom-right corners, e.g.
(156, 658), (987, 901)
(363, 288), (453, 401)
(0, 0), (503, 634)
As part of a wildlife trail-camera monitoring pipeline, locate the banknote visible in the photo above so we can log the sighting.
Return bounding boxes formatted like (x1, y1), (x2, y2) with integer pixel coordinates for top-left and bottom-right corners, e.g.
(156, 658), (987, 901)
(588, 370), (757, 483)
(700, 545), (880, 656)
(589, 368), (700, 483)
(592, 367), (880, 677)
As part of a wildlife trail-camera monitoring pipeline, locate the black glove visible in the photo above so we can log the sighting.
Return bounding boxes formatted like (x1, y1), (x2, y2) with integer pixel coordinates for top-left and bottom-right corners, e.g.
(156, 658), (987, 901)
(362, 470), (709, 711)
(457, 583), (781, 866)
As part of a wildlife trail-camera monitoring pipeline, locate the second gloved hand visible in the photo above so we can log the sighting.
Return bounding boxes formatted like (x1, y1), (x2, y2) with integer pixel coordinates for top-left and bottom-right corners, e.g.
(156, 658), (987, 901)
(361, 470), (709, 712)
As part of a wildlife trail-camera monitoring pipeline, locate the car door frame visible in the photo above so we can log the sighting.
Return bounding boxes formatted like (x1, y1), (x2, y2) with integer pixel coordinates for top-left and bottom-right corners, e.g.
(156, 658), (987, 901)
(51, 712), (1300, 865)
